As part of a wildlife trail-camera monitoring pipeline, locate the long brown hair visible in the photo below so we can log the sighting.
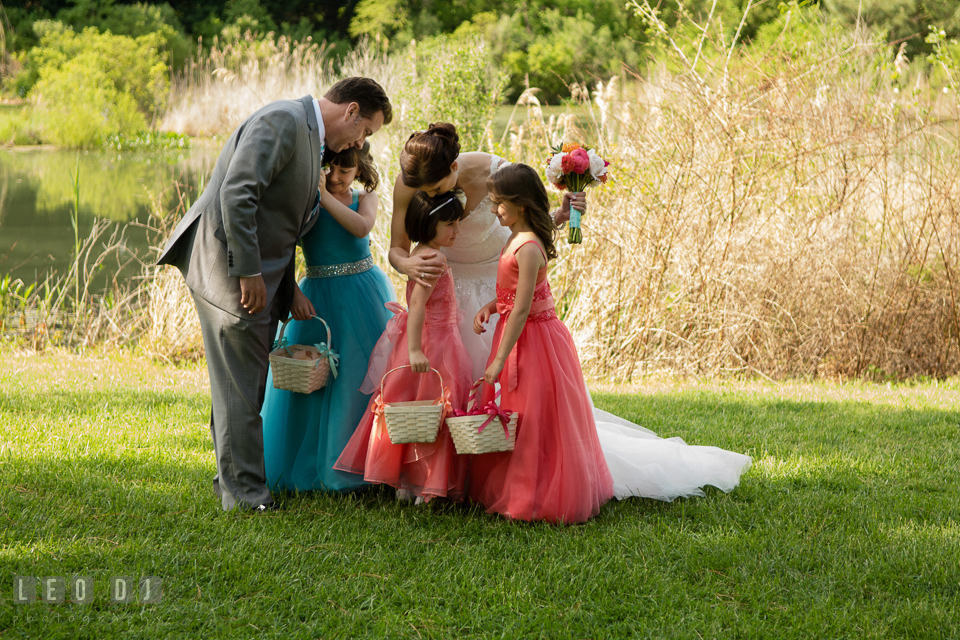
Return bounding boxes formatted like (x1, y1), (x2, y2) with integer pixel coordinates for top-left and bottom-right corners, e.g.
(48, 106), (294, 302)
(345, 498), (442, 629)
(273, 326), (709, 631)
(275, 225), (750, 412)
(328, 142), (379, 191)
(486, 163), (558, 261)
(399, 122), (460, 188)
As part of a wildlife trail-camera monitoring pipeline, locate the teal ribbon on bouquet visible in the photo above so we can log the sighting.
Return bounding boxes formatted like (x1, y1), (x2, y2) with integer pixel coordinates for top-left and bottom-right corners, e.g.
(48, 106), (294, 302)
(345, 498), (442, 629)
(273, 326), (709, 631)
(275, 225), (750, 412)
(568, 206), (582, 244)
(313, 342), (339, 379)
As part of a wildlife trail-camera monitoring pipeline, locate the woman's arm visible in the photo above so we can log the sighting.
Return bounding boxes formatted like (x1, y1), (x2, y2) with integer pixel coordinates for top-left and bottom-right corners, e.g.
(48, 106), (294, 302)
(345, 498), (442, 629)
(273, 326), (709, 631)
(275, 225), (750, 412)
(317, 188), (378, 238)
(484, 243), (544, 384)
(390, 176), (446, 286)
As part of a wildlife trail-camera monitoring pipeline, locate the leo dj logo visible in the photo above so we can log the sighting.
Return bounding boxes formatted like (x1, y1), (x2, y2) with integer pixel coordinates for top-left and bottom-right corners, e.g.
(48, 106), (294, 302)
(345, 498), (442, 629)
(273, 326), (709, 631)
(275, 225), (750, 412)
(13, 576), (162, 604)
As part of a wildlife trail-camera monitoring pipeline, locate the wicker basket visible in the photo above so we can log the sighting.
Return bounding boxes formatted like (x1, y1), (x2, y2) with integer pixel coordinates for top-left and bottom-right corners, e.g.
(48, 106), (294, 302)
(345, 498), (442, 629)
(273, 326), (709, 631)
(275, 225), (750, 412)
(269, 315), (337, 394)
(380, 365), (447, 444)
(446, 379), (518, 455)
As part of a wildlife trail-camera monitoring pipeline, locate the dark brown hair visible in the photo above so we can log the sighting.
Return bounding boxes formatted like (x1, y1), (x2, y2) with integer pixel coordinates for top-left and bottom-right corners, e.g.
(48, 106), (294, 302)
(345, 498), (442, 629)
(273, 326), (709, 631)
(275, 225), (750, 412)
(328, 141), (379, 191)
(405, 191), (465, 244)
(324, 77), (393, 125)
(486, 163), (558, 261)
(399, 122), (460, 188)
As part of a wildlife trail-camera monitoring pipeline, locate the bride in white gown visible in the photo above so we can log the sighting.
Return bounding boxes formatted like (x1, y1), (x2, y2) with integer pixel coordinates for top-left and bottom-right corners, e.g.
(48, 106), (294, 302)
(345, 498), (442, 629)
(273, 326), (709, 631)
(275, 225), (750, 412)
(389, 124), (750, 501)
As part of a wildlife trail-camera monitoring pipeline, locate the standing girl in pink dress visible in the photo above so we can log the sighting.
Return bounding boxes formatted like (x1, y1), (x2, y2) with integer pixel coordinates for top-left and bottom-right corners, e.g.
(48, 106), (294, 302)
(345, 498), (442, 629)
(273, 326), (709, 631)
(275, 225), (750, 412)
(335, 192), (473, 502)
(470, 164), (614, 523)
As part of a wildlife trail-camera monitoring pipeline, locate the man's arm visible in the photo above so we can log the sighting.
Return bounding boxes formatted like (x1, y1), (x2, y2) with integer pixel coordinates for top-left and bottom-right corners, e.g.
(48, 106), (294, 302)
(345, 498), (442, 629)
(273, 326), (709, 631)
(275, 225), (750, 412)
(218, 108), (300, 279)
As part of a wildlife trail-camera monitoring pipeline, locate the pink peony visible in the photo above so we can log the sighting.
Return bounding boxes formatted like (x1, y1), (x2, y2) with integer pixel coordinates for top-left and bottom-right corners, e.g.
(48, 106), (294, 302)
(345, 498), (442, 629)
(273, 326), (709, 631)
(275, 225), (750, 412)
(570, 148), (591, 173)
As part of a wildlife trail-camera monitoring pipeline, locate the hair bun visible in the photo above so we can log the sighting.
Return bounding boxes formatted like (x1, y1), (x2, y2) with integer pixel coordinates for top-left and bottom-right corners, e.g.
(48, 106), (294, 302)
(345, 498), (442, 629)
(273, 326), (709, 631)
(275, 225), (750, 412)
(400, 123), (462, 188)
(425, 122), (460, 148)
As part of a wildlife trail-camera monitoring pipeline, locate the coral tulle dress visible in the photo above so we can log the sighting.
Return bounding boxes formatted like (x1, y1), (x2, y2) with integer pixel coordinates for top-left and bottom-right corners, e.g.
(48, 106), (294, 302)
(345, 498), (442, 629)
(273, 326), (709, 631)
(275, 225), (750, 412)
(469, 241), (615, 523)
(334, 267), (473, 500)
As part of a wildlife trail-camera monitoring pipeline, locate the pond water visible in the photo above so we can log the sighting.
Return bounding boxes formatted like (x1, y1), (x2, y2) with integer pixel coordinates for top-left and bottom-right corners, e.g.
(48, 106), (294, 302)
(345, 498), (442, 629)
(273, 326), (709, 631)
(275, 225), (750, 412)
(0, 146), (217, 291)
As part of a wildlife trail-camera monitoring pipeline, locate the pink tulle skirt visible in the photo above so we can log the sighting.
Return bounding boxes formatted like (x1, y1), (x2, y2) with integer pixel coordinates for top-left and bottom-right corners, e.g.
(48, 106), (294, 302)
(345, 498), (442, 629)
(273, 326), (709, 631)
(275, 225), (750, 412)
(335, 307), (472, 501)
(469, 315), (614, 524)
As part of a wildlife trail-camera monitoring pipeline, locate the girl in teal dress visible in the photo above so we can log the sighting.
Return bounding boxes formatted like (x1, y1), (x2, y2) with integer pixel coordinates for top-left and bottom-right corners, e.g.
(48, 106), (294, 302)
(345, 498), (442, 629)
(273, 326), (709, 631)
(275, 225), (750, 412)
(261, 144), (396, 493)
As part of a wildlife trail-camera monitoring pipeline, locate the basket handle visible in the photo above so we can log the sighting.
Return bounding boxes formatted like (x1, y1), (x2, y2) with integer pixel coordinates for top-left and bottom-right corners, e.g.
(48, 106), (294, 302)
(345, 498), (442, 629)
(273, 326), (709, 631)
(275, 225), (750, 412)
(465, 378), (502, 412)
(276, 314), (334, 352)
(380, 365), (445, 404)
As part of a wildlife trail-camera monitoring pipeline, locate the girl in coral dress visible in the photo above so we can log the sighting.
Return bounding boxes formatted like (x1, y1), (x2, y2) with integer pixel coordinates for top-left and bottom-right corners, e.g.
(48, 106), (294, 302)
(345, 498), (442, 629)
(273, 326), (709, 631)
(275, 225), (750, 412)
(470, 164), (615, 524)
(335, 192), (473, 501)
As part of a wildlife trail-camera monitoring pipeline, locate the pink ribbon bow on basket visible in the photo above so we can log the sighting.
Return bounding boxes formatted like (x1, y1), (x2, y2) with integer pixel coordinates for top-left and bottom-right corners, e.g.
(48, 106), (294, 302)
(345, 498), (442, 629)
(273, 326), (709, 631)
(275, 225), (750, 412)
(452, 382), (513, 439)
(434, 387), (454, 420)
(372, 394), (389, 439)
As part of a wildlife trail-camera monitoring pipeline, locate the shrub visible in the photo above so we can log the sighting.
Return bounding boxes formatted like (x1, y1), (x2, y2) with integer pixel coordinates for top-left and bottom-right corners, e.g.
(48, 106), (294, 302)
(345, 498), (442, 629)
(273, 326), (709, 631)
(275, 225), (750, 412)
(24, 22), (168, 147)
(400, 35), (506, 151)
(56, 0), (191, 70)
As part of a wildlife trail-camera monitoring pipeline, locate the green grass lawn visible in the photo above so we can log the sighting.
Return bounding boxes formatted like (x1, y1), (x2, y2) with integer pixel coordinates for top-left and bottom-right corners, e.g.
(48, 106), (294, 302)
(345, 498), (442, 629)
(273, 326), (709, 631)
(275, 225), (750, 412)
(2, 351), (959, 638)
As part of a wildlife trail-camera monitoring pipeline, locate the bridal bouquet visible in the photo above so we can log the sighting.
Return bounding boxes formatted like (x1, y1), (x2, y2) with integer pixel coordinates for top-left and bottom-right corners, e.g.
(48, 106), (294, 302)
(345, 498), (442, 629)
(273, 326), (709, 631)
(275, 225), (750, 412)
(545, 143), (610, 244)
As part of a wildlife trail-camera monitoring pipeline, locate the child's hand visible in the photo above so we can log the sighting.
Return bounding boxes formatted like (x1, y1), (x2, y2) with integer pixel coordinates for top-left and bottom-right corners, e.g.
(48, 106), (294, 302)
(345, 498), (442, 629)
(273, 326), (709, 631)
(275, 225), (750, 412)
(318, 167), (328, 193)
(473, 307), (492, 334)
(289, 287), (316, 321)
(409, 349), (430, 373)
(484, 360), (504, 386)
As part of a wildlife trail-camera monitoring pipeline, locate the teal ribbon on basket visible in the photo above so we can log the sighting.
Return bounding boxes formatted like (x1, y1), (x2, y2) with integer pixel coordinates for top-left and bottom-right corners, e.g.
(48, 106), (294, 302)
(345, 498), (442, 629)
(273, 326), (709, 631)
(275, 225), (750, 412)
(272, 336), (292, 355)
(313, 342), (339, 379)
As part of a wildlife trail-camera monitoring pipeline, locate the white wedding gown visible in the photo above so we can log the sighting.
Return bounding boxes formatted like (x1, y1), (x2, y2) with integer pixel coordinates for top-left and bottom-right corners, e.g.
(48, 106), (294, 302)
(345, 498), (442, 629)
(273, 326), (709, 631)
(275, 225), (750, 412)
(443, 156), (751, 501)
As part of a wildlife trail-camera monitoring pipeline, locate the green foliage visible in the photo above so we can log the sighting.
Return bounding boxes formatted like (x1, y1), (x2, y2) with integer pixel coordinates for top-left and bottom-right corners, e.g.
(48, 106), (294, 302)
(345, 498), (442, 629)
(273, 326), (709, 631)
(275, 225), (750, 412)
(823, 0), (960, 57)
(23, 22), (169, 147)
(277, 16), (350, 53)
(491, 6), (644, 102)
(349, 0), (409, 43)
(398, 35), (506, 151)
(347, 0), (646, 102)
(749, 2), (844, 61)
(99, 130), (191, 152)
(56, 0), (191, 68)
(0, 104), (41, 145)
(220, 0), (278, 40)
(926, 25), (960, 91)
(2, 5), (50, 53)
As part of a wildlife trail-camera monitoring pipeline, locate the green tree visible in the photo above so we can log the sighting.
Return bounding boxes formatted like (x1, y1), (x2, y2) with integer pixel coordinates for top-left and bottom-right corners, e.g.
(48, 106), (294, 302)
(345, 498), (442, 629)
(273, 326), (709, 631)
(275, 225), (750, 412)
(56, 0), (190, 68)
(349, 0), (409, 44)
(26, 21), (168, 146)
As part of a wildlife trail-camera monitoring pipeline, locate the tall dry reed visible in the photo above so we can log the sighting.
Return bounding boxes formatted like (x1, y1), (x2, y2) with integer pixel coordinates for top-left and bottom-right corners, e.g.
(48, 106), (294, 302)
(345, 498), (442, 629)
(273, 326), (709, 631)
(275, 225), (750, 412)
(503, 10), (960, 380)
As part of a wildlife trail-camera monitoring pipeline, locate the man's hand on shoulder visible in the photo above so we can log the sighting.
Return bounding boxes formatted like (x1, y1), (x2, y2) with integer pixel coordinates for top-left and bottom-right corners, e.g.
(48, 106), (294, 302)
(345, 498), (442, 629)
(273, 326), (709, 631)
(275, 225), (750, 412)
(240, 275), (267, 314)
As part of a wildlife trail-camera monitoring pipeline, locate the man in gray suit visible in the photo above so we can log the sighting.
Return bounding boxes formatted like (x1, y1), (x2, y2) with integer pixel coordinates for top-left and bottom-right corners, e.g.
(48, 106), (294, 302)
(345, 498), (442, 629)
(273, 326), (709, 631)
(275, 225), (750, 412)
(158, 77), (392, 511)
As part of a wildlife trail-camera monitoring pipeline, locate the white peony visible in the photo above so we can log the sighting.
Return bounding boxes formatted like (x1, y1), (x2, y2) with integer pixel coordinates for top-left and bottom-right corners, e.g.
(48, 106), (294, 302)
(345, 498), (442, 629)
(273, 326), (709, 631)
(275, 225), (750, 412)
(546, 152), (564, 185)
(587, 149), (607, 180)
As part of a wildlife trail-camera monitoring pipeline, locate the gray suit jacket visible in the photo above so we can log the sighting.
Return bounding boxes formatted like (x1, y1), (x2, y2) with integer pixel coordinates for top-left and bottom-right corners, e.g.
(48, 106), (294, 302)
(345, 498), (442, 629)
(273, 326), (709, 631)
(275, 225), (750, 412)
(158, 95), (323, 321)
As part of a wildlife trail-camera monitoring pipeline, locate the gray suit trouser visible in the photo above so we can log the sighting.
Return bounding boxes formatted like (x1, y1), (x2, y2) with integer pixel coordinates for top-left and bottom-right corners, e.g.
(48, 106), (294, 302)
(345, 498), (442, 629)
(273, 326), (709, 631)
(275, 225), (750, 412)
(192, 291), (281, 511)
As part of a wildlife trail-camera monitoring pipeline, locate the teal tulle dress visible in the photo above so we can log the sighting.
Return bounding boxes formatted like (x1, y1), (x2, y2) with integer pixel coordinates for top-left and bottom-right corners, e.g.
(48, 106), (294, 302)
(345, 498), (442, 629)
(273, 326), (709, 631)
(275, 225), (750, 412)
(261, 189), (396, 493)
